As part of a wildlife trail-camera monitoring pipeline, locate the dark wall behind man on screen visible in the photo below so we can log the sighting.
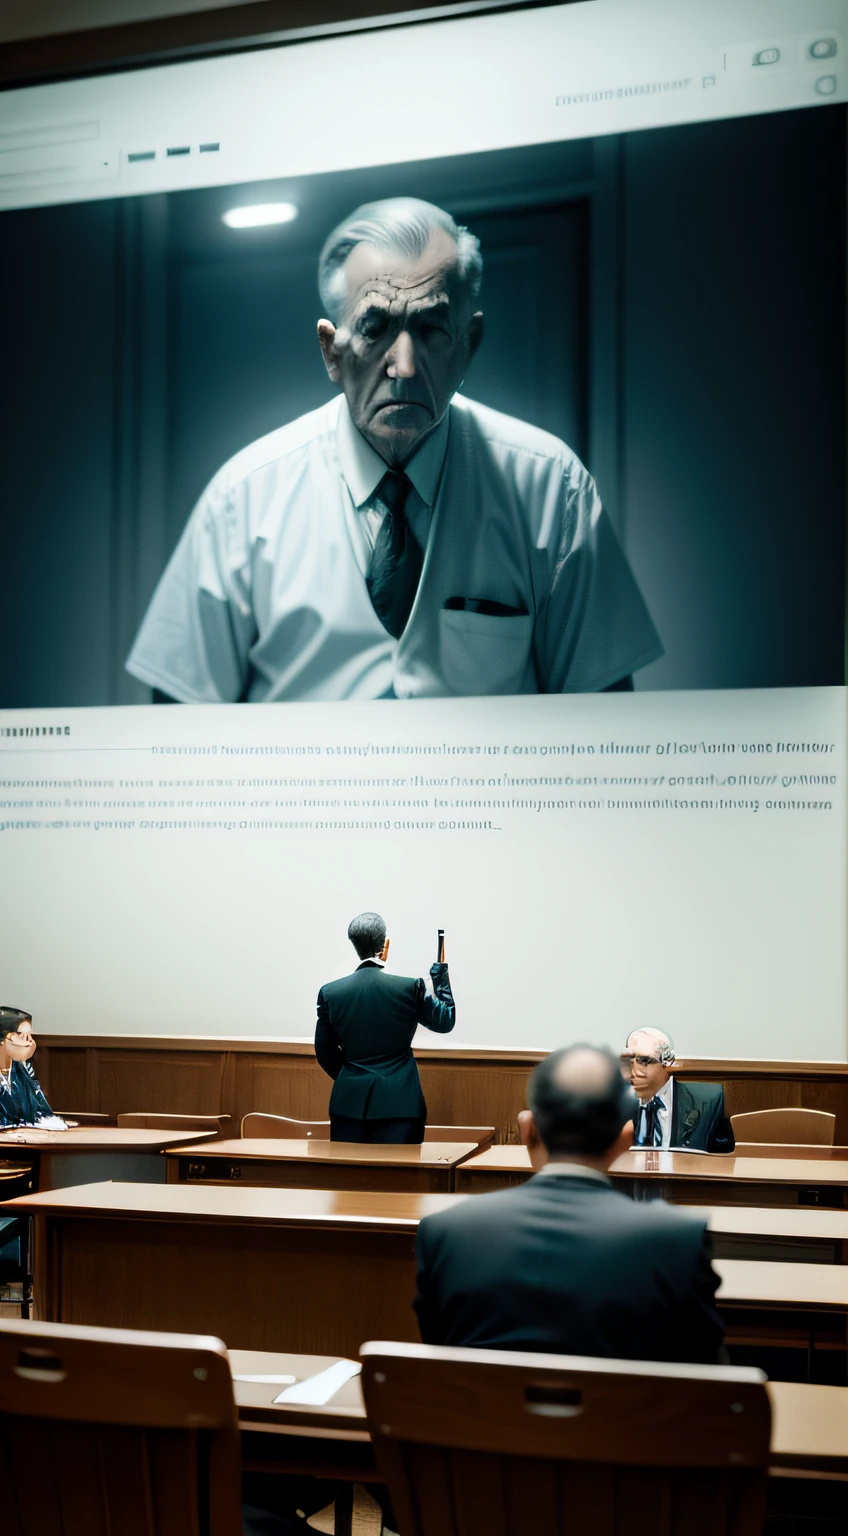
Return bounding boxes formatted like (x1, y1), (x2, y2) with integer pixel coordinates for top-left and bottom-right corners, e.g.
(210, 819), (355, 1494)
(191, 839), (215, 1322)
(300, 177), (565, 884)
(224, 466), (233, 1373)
(0, 106), (844, 707)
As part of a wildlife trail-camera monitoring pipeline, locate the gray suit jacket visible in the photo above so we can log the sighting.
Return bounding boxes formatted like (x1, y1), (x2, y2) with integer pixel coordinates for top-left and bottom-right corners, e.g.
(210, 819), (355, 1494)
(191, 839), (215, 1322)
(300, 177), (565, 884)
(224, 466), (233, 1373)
(415, 1172), (725, 1363)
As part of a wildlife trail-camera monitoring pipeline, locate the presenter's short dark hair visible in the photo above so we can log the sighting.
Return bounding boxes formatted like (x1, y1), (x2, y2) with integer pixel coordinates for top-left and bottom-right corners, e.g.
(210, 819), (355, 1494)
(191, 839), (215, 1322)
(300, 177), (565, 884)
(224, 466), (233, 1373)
(0, 1006), (32, 1044)
(348, 912), (387, 960)
(527, 1044), (638, 1156)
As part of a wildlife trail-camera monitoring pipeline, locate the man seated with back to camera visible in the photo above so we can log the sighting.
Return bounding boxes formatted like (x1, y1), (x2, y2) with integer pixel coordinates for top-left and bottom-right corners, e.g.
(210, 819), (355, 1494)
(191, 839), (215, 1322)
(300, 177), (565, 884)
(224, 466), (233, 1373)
(623, 1027), (734, 1153)
(414, 1045), (725, 1362)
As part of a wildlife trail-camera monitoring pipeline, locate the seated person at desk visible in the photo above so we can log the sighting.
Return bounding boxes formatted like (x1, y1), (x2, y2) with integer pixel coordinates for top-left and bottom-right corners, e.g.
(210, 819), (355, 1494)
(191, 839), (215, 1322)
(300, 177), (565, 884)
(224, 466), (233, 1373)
(622, 1027), (733, 1153)
(0, 1008), (66, 1130)
(414, 1044), (725, 1362)
(315, 912), (455, 1143)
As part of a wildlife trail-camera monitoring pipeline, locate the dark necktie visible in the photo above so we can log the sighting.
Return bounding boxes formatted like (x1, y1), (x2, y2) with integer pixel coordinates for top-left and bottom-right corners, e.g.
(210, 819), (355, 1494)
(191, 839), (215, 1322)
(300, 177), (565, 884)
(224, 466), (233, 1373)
(366, 471), (423, 640)
(639, 1095), (664, 1148)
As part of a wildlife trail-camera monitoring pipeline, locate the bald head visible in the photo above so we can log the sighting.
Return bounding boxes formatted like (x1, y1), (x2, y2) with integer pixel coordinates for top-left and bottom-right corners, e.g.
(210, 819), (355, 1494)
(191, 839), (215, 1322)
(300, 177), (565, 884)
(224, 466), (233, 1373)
(623, 1028), (675, 1102)
(526, 1044), (637, 1158)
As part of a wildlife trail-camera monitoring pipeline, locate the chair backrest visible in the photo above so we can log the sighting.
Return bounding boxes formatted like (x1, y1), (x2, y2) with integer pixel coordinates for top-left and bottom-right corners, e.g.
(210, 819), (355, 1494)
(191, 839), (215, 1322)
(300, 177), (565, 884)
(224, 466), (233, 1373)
(241, 1112), (331, 1138)
(730, 1108), (836, 1146)
(116, 1112), (231, 1137)
(423, 1125), (496, 1150)
(361, 1342), (770, 1536)
(0, 1318), (242, 1536)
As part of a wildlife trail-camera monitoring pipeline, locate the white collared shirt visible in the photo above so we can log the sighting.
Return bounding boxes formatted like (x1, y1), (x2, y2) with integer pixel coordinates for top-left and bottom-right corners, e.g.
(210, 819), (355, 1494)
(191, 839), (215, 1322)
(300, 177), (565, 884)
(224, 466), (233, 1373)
(126, 393), (662, 702)
(635, 1076), (675, 1148)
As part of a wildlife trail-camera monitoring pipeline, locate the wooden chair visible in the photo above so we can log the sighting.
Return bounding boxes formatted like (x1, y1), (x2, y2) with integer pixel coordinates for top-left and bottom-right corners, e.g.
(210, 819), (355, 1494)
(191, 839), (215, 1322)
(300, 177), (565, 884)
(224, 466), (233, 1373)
(730, 1108), (836, 1146)
(424, 1125), (495, 1150)
(241, 1112), (331, 1138)
(117, 1112), (231, 1137)
(360, 1342), (770, 1536)
(0, 1318), (242, 1536)
(240, 1113), (495, 1148)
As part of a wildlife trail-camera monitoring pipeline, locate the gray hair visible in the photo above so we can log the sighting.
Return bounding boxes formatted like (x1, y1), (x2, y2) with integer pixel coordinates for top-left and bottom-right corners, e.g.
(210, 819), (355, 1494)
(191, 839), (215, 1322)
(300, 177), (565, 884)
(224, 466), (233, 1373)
(318, 197), (483, 324)
(348, 911), (387, 961)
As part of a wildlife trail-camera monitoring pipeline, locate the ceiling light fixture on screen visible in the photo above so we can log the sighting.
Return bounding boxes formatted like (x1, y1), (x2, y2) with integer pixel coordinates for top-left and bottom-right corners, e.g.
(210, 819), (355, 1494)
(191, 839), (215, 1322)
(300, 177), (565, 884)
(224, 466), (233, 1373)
(222, 202), (298, 229)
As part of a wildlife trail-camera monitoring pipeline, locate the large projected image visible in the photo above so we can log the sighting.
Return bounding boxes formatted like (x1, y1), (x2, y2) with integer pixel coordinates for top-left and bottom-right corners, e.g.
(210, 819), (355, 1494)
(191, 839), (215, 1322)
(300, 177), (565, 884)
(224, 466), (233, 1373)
(1, 108), (844, 710)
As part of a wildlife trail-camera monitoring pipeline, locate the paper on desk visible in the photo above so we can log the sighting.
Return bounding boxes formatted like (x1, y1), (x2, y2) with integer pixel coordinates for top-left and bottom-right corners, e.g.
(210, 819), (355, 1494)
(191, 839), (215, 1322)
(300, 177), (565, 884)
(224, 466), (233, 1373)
(231, 1382), (298, 1394)
(274, 1359), (361, 1405)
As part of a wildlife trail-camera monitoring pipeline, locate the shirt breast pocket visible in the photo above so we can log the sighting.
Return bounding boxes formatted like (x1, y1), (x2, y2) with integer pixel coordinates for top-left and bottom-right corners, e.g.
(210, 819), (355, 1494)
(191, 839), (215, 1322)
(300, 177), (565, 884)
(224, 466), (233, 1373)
(439, 608), (533, 695)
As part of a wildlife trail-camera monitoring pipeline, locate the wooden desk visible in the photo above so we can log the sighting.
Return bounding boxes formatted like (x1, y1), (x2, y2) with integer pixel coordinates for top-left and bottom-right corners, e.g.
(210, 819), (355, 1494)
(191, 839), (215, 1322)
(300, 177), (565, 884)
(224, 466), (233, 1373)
(231, 1348), (848, 1481)
(455, 1146), (848, 1209)
(715, 1258), (848, 1356)
(9, 1181), (848, 1361)
(164, 1139), (479, 1194)
(6, 1182), (455, 1354)
(0, 1127), (216, 1191)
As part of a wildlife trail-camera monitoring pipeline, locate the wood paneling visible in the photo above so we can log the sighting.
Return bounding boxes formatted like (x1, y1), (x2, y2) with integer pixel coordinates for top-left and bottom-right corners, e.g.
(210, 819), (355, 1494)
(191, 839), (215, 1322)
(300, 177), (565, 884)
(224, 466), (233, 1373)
(36, 1037), (848, 1145)
(97, 1049), (229, 1118)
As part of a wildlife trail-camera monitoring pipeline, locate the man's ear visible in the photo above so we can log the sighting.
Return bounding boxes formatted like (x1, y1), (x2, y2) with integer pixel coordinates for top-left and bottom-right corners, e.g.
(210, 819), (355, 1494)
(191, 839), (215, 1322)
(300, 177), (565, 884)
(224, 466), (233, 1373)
(517, 1108), (539, 1149)
(317, 319), (342, 384)
(467, 311), (484, 364)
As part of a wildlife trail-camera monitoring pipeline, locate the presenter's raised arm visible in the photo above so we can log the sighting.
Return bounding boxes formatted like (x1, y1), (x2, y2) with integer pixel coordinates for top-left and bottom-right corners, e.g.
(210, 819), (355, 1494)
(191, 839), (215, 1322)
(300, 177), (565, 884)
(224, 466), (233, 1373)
(314, 988), (343, 1079)
(416, 962), (456, 1035)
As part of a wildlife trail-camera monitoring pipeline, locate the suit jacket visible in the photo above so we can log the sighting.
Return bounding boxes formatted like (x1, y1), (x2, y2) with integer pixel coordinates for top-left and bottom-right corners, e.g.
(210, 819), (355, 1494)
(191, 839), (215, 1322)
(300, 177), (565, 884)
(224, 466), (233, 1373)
(315, 960), (455, 1120)
(671, 1080), (734, 1153)
(415, 1172), (725, 1363)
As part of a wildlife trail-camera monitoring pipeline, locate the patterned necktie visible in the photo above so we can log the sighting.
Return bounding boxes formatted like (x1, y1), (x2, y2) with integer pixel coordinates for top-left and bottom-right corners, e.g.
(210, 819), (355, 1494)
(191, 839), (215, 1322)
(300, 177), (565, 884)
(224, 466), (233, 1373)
(639, 1095), (664, 1148)
(366, 470), (423, 640)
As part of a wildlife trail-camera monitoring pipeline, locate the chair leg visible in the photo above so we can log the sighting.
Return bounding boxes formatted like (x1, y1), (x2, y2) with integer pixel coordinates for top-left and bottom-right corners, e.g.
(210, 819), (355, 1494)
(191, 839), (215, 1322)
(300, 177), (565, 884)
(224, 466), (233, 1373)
(334, 1483), (354, 1536)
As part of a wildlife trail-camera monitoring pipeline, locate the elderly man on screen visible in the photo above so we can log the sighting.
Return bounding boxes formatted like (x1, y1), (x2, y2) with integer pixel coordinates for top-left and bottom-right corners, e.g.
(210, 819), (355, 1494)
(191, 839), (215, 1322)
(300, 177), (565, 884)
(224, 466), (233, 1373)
(126, 197), (662, 703)
(623, 1027), (734, 1154)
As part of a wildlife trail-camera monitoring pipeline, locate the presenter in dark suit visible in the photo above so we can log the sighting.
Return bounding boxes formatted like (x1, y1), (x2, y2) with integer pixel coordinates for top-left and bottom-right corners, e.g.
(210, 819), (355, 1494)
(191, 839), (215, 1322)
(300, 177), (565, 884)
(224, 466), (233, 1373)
(623, 1027), (734, 1153)
(315, 912), (455, 1144)
(414, 1044), (725, 1362)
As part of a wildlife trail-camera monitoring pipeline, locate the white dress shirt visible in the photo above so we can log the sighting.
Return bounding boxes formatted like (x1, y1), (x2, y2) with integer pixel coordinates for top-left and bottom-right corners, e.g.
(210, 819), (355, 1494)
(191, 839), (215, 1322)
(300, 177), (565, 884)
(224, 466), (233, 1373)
(126, 393), (662, 703)
(635, 1075), (675, 1148)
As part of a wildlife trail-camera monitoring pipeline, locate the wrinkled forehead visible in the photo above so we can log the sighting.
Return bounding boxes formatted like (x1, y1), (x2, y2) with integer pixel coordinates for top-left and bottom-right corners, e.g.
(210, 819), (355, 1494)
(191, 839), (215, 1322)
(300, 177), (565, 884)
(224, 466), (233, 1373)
(341, 229), (464, 317)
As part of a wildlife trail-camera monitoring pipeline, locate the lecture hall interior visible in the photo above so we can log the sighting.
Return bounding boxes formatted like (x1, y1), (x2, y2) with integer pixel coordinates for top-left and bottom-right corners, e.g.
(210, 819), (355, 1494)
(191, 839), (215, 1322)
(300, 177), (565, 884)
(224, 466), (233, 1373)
(1, 0), (847, 1532)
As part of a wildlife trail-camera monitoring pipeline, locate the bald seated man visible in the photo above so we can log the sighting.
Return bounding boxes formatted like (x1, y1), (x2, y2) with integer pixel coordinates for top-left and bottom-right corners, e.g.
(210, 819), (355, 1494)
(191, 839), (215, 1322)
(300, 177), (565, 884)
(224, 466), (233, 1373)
(623, 1027), (734, 1153)
(413, 1045), (725, 1362)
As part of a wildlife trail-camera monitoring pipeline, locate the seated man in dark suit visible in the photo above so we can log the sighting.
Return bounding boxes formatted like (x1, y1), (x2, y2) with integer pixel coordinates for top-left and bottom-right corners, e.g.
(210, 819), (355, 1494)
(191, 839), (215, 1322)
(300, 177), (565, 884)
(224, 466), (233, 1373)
(414, 1044), (725, 1362)
(623, 1027), (734, 1152)
(315, 911), (455, 1144)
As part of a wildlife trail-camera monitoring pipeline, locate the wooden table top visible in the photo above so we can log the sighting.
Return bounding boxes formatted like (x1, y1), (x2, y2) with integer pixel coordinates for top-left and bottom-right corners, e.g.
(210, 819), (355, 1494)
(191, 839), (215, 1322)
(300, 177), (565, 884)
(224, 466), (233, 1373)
(0, 1127), (214, 1154)
(9, 1178), (848, 1252)
(230, 1348), (848, 1474)
(165, 1138), (479, 1169)
(4, 1180), (459, 1231)
(457, 1146), (848, 1185)
(714, 1258), (848, 1311)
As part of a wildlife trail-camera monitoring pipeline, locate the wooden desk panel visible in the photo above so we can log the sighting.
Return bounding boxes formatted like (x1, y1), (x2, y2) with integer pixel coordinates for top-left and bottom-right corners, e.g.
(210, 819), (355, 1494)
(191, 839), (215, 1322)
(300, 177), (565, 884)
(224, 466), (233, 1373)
(0, 1127), (215, 1190)
(165, 1139), (478, 1194)
(455, 1147), (848, 1209)
(36, 1037), (848, 1146)
(7, 1183), (456, 1356)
